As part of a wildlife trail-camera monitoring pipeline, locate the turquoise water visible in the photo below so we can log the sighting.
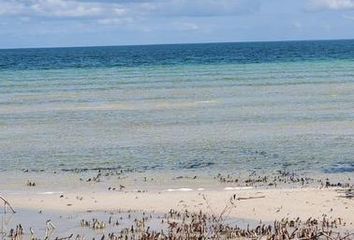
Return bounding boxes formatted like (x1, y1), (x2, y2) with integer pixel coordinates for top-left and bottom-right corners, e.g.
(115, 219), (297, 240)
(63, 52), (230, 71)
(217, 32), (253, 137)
(0, 41), (354, 174)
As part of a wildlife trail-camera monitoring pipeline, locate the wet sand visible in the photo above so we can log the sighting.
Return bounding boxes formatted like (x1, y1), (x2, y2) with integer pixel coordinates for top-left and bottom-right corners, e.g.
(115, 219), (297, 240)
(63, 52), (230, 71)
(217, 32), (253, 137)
(1, 171), (353, 239)
(4, 187), (354, 224)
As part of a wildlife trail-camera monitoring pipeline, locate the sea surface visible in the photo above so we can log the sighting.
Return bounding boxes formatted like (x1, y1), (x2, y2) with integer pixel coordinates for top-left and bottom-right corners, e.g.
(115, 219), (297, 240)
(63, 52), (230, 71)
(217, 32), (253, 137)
(1, 40), (354, 176)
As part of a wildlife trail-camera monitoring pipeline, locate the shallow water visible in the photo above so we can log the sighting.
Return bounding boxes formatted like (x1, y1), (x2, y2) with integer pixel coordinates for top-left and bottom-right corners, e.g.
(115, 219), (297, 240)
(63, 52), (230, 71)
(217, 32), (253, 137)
(0, 207), (264, 239)
(0, 41), (354, 177)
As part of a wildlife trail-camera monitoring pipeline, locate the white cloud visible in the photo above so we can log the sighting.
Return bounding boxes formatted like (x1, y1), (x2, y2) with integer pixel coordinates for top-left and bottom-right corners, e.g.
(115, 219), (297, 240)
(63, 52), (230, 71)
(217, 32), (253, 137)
(0, 0), (127, 18)
(0, 0), (24, 16)
(173, 22), (200, 31)
(0, 0), (260, 33)
(31, 0), (102, 17)
(144, 0), (260, 17)
(0, 0), (259, 19)
(308, 0), (354, 11)
(292, 21), (302, 30)
(343, 14), (354, 19)
(97, 17), (133, 25)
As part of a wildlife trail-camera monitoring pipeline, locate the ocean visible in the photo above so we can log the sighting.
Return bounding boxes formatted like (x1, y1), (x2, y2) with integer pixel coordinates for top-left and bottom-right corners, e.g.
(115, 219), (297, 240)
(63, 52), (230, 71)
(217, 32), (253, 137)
(1, 40), (354, 176)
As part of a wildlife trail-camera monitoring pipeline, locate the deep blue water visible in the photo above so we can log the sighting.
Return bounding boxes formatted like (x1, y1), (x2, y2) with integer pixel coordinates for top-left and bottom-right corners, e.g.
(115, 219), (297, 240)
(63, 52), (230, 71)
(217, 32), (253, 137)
(1, 40), (354, 71)
(0, 40), (354, 175)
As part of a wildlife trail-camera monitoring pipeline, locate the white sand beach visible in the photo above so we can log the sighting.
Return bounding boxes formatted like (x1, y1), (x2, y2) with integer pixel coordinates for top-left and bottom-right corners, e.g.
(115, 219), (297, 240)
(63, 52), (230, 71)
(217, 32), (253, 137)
(4, 187), (353, 224)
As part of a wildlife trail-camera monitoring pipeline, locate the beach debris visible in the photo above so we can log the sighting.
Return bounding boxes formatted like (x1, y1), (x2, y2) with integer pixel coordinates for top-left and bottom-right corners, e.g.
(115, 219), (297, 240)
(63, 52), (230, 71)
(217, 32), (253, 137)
(45, 220), (56, 239)
(337, 188), (354, 199)
(80, 218), (106, 230)
(325, 179), (351, 188)
(2, 208), (353, 240)
(56, 233), (73, 240)
(236, 196), (265, 201)
(0, 195), (16, 214)
(107, 185), (125, 191)
(26, 180), (36, 187)
(46, 220), (56, 231)
(76, 196), (83, 201)
(29, 227), (36, 240)
(7, 224), (23, 239)
(215, 170), (353, 190)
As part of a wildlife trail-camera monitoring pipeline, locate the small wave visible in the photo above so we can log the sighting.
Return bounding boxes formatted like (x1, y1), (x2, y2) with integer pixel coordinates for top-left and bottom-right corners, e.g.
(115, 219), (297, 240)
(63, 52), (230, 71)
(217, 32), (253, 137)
(224, 187), (253, 191)
(179, 161), (215, 170)
(37, 191), (64, 195)
(61, 166), (123, 172)
(167, 188), (193, 192)
(323, 164), (354, 174)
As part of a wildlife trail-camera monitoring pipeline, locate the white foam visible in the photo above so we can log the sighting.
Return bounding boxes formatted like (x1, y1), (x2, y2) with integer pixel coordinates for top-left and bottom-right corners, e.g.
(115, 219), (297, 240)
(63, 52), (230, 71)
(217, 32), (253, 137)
(167, 188), (193, 192)
(197, 188), (205, 191)
(38, 191), (63, 195)
(224, 187), (253, 191)
(199, 100), (217, 104)
(0, 190), (64, 195)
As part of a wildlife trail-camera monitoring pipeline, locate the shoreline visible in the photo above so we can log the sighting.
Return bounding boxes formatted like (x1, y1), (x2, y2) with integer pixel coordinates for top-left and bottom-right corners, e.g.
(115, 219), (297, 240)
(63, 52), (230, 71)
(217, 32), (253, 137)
(1, 186), (353, 239)
(3, 187), (353, 223)
(1, 170), (353, 238)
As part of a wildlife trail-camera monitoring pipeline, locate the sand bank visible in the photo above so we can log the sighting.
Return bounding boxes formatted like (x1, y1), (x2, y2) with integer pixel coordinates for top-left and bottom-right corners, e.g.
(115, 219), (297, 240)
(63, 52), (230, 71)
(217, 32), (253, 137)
(3, 187), (353, 226)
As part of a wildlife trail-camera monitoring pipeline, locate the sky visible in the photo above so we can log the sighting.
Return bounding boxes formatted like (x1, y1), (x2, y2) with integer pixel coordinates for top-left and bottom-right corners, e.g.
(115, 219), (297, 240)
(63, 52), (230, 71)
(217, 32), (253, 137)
(1, 0), (354, 48)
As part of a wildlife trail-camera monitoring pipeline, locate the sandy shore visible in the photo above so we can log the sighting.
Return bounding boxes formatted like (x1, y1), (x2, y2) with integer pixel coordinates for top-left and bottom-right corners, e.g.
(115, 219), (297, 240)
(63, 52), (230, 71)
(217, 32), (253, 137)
(1, 176), (353, 239)
(1, 170), (353, 238)
(4, 187), (353, 225)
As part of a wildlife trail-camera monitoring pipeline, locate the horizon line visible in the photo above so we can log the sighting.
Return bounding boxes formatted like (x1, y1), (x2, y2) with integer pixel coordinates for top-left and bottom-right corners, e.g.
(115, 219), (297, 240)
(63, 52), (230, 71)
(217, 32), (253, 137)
(1, 37), (353, 51)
